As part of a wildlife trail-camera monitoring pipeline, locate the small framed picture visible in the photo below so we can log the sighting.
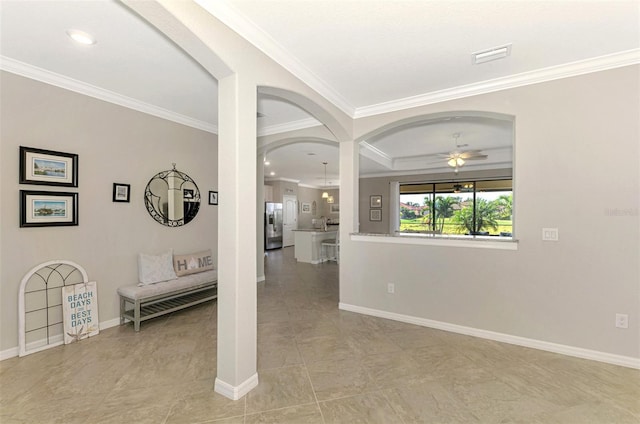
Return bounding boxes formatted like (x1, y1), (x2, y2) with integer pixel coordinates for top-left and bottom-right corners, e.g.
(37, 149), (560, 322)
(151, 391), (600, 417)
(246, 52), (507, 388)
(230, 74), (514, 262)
(370, 195), (382, 208)
(112, 183), (130, 203)
(209, 191), (218, 205)
(370, 209), (382, 221)
(183, 188), (195, 199)
(330, 204), (340, 214)
(20, 146), (79, 187)
(20, 190), (79, 227)
(301, 202), (311, 213)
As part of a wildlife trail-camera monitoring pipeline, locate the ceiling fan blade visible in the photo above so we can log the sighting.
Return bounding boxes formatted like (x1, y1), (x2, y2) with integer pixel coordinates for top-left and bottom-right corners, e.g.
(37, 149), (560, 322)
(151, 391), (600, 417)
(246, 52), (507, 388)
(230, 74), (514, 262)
(464, 155), (488, 160)
(459, 151), (485, 158)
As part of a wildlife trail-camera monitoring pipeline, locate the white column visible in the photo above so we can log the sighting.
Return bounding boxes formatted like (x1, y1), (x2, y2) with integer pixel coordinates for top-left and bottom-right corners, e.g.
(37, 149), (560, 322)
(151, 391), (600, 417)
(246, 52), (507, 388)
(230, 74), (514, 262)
(389, 181), (400, 234)
(339, 139), (359, 234)
(338, 139), (358, 303)
(257, 157), (265, 282)
(215, 73), (259, 400)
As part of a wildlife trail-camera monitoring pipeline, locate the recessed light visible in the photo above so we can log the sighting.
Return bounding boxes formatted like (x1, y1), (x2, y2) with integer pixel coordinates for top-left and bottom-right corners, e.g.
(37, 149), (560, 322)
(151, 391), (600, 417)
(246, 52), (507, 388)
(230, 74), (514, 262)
(472, 44), (511, 64)
(269, 171), (275, 176)
(264, 160), (270, 166)
(66, 29), (96, 45)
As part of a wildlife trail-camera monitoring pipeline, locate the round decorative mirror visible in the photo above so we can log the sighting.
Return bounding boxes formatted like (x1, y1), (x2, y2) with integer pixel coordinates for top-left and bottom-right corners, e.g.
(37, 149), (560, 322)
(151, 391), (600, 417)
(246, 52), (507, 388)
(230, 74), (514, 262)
(144, 164), (200, 227)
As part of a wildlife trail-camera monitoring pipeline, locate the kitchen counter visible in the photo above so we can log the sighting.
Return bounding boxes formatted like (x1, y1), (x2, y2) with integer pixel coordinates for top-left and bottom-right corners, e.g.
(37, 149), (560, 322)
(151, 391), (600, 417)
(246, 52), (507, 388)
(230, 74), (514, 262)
(293, 224), (339, 233)
(293, 228), (338, 263)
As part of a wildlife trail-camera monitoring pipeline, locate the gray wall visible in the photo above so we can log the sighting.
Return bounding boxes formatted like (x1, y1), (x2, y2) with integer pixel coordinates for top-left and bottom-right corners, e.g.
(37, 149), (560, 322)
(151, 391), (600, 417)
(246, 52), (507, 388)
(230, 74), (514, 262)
(0, 72), (218, 352)
(297, 186), (323, 228)
(265, 180), (298, 203)
(343, 66), (639, 359)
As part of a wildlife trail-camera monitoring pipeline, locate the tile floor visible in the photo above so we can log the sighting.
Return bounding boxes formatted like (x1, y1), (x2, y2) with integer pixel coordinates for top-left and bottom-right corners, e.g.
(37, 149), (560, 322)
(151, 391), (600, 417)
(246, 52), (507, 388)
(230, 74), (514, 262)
(1, 247), (639, 423)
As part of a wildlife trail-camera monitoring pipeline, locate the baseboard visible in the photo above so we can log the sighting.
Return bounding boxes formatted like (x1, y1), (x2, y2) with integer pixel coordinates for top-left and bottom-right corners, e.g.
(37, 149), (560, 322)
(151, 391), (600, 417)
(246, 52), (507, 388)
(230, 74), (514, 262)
(257, 275), (266, 283)
(339, 302), (640, 370)
(100, 317), (122, 330)
(1, 317), (125, 361)
(0, 347), (18, 361)
(215, 373), (259, 400)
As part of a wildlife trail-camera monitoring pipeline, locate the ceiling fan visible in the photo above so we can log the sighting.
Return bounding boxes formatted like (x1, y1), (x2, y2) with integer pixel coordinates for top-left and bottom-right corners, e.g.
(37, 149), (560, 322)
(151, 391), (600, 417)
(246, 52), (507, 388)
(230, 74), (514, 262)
(438, 133), (488, 173)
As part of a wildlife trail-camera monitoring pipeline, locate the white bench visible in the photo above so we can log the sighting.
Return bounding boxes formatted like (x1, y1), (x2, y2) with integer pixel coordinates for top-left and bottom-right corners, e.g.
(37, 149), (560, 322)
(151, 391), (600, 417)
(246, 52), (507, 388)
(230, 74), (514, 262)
(118, 269), (217, 331)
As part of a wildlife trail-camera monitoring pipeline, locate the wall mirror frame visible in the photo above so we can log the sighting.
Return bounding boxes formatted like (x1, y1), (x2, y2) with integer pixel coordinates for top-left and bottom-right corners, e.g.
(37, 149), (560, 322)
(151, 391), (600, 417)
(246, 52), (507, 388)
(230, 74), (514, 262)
(144, 164), (200, 227)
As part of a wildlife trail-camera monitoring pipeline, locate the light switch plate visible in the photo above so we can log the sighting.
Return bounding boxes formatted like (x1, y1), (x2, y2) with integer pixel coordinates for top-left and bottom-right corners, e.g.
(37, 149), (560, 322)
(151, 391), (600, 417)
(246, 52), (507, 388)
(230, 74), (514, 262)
(542, 228), (559, 241)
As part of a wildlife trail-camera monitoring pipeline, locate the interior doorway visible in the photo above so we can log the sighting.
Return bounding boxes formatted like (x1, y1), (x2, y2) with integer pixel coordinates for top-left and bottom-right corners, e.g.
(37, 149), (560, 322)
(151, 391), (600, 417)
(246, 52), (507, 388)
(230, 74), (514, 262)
(282, 195), (297, 247)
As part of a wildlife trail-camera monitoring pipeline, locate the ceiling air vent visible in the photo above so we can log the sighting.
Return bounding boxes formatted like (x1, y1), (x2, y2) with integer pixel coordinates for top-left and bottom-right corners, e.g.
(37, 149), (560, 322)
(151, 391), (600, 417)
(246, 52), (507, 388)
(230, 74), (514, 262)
(472, 44), (512, 64)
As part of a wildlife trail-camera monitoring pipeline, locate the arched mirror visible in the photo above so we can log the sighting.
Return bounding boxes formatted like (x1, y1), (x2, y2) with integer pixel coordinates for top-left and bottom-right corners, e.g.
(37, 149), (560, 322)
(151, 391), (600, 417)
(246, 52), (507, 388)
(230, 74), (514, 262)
(144, 164), (200, 227)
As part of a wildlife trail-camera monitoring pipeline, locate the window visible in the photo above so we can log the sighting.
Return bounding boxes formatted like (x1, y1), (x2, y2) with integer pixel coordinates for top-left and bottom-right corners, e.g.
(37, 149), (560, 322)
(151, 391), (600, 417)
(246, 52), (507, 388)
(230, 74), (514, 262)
(399, 179), (512, 237)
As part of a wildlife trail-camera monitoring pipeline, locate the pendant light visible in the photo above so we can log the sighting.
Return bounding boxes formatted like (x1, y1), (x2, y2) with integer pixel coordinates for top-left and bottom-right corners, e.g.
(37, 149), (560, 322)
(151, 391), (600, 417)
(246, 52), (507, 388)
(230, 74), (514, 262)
(322, 162), (329, 199)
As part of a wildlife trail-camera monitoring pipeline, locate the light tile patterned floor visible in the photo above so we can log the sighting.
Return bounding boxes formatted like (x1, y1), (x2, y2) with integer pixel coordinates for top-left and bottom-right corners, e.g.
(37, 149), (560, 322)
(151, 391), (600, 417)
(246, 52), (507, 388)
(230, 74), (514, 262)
(1, 247), (638, 423)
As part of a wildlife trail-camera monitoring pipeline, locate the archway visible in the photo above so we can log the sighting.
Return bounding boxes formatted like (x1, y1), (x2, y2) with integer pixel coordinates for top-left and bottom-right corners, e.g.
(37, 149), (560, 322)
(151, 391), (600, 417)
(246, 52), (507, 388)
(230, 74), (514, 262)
(356, 111), (515, 236)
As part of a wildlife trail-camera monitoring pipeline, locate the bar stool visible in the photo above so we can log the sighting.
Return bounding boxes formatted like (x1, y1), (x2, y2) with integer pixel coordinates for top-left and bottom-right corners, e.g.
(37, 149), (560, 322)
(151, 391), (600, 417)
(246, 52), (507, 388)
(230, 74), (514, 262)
(321, 232), (340, 264)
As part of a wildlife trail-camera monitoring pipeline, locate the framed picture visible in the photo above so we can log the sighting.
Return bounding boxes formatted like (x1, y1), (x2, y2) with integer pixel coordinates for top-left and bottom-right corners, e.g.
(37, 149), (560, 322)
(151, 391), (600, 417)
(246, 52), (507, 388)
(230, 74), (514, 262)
(370, 195), (382, 208)
(112, 183), (130, 203)
(301, 202), (311, 213)
(20, 190), (78, 227)
(330, 204), (340, 214)
(209, 191), (218, 205)
(20, 146), (78, 187)
(183, 188), (195, 200)
(370, 209), (382, 221)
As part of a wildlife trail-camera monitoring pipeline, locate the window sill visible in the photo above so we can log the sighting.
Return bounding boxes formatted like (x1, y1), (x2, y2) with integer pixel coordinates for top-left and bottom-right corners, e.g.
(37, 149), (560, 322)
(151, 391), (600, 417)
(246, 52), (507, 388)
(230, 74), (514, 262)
(350, 232), (518, 250)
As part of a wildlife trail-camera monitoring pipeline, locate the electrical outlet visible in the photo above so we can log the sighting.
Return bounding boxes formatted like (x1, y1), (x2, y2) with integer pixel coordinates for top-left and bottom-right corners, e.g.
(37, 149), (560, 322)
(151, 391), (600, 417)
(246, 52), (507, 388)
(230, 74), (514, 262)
(615, 313), (629, 329)
(387, 283), (395, 294)
(542, 228), (559, 241)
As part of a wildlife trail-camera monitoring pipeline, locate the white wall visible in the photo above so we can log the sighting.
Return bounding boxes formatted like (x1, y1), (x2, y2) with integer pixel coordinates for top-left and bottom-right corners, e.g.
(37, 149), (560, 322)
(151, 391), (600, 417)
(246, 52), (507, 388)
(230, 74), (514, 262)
(0, 72), (218, 352)
(343, 66), (640, 361)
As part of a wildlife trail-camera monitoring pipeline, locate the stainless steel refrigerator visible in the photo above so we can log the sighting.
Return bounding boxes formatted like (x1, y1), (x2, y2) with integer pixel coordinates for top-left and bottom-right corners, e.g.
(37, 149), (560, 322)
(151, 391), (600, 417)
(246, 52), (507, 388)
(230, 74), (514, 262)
(265, 202), (283, 250)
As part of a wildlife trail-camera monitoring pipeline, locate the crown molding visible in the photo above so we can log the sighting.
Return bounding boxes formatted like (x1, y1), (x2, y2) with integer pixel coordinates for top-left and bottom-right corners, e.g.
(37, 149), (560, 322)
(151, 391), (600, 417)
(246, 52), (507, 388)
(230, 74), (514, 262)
(197, 1), (639, 121)
(264, 177), (300, 183)
(0, 56), (218, 134)
(298, 183), (321, 189)
(360, 161), (513, 180)
(258, 117), (322, 137)
(196, 0), (355, 117)
(355, 49), (640, 118)
(359, 141), (393, 169)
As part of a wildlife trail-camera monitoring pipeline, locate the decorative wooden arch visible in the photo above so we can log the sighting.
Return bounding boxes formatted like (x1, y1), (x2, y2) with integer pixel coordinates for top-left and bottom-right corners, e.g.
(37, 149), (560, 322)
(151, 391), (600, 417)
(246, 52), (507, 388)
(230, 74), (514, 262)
(19, 260), (89, 357)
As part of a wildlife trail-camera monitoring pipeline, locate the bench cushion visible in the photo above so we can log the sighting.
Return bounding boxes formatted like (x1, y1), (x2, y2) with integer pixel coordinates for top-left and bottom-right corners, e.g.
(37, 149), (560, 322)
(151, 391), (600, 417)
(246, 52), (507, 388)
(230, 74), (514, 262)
(118, 269), (217, 301)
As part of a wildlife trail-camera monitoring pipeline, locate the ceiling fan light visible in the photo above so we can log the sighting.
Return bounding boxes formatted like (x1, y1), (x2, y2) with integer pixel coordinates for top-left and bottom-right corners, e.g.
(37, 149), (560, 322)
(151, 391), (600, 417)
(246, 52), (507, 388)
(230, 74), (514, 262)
(448, 157), (465, 167)
(322, 191), (329, 198)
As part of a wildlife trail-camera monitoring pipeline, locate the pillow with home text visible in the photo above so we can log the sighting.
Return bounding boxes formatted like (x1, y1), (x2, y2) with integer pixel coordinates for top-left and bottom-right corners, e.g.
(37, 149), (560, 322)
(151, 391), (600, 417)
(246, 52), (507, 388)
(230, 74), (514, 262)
(173, 249), (214, 277)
